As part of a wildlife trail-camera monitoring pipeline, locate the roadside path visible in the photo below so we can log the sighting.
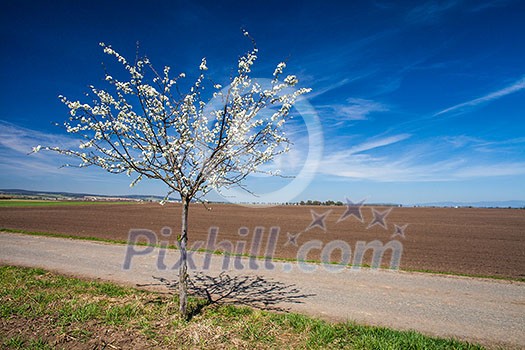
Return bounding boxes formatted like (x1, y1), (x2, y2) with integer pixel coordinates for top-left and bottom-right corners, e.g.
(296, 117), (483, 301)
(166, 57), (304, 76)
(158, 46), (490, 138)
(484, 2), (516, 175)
(1, 232), (524, 349)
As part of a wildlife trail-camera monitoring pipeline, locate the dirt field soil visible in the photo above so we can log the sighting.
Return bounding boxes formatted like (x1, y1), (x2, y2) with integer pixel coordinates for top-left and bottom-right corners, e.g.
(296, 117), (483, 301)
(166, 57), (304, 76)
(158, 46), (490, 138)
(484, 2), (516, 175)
(1, 203), (524, 279)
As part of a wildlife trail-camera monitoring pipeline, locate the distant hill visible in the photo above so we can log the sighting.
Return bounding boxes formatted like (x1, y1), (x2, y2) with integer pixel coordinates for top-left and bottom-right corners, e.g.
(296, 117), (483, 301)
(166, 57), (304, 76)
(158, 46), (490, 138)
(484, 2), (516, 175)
(415, 200), (525, 208)
(1, 189), (523, 208)
(0, 189), (175, 202)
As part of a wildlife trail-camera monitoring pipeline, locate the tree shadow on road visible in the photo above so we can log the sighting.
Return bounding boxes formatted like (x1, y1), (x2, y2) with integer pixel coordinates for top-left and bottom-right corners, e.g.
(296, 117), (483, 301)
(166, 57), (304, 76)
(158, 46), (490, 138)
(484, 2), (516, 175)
(141, 272), (315, 318)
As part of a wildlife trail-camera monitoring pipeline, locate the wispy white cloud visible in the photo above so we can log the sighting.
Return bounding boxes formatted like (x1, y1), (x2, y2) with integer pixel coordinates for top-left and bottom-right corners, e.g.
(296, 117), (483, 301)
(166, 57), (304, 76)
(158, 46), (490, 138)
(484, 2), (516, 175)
(320, 151), (462, 182)
(0, 120), (84, 175)
(441, 135), (489, 149)
(320, 134), (525, 182)
(406, 0), (460, 24)
(342, 98), (389, 120)
(317, 98), (389, 123)
(0, 120), (77, 154)
(469, 0), (512, 12)
(0, 120), (147, 195)
(321, 151), (525, 182)
(454, 163), (525, 178)
(305, 78), (358, 100)
(434, 75), (525, 117)
(348, 134), (410, 154)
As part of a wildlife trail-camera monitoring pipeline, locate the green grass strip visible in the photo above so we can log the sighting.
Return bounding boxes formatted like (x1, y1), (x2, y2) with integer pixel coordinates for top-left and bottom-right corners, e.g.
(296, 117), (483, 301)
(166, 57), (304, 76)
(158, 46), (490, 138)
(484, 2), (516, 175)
(0, 265), (485, 349)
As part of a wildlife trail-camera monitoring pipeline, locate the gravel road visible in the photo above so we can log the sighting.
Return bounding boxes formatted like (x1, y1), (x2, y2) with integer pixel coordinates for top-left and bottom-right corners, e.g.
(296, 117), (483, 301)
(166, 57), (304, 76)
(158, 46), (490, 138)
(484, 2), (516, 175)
(1, 232), (524, 349)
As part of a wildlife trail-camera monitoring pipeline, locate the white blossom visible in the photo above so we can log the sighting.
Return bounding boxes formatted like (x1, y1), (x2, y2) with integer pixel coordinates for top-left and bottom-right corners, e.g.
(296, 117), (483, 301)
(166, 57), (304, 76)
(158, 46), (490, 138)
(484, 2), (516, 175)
(273, 62), (286, 77)
(284, 75), (298, 86)
(41, 38), (310, 203)
(199, 58), (208, 71)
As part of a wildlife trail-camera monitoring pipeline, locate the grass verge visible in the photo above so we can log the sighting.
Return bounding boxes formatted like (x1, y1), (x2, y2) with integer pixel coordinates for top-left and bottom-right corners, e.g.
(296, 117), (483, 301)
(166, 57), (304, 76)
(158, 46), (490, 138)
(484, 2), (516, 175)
(0, 265), (484, 349)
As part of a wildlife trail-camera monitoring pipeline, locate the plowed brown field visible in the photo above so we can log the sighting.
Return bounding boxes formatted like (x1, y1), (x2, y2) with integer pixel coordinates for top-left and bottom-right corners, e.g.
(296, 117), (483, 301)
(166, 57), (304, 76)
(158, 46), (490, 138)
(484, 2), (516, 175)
(1, 203), (524, 279)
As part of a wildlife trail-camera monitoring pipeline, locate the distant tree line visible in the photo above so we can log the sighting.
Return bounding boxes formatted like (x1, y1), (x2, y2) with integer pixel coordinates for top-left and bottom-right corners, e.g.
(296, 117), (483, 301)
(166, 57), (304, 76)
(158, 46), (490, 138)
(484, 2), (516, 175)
(298, 200), (344, 206)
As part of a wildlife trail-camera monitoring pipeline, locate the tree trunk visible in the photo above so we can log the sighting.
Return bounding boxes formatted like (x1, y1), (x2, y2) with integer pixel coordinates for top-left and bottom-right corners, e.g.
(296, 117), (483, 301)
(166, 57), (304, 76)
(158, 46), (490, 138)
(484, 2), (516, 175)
(179, 196), (189, 318)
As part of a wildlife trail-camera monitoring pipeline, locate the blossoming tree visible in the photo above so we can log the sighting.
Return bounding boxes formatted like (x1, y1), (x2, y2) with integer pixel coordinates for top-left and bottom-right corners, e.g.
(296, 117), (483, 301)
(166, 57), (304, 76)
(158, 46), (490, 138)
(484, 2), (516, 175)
(35, 32), (310, 317)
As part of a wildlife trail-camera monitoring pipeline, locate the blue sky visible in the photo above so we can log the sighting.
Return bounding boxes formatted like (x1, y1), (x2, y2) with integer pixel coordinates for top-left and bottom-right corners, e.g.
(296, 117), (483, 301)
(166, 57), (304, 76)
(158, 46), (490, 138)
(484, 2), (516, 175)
(1, 0), (524, 204)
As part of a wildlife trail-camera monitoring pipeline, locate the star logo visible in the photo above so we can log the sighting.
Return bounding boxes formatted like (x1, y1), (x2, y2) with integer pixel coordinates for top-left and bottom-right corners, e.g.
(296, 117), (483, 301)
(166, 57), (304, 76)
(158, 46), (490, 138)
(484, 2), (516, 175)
(284, 232), (301, 247)
(337, 198), (365, 223)
(306, 209), (332, 232)
(367, 207), (392, 230)
(392, 224), (408, 239)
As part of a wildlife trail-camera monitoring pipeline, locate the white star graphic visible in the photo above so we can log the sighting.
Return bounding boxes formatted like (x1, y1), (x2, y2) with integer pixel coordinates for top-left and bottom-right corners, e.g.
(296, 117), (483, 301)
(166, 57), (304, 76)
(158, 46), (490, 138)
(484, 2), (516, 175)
(392, 224), (409, 239)
(367, 207), (393, 230)
(306, 209), (332, 232)
(337, 198), (365, 223)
